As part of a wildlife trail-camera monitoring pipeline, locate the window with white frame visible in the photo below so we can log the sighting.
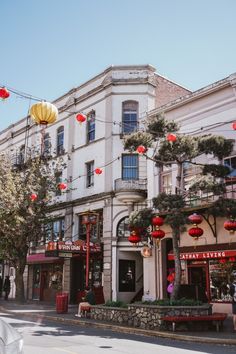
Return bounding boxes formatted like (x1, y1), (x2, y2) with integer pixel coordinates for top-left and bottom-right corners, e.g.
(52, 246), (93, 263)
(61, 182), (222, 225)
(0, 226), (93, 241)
(86, 160), (94, 187)
(87, 110), (96, 143)
(117, 216), (130, 238)
(122, 101), (138, 134)
(57, 126), (64, 155)
(162, 173), (172, 194)
(122, 154), (138, 180)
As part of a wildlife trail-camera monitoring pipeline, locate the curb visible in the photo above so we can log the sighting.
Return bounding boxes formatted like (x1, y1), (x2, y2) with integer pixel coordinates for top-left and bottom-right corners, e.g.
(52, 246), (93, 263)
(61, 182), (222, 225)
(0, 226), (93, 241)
(1, 307), (236, 346)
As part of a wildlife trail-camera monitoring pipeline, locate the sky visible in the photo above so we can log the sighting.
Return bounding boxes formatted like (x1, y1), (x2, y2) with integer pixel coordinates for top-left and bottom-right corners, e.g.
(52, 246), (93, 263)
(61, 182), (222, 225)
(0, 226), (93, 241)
(0, 0), (236, 131)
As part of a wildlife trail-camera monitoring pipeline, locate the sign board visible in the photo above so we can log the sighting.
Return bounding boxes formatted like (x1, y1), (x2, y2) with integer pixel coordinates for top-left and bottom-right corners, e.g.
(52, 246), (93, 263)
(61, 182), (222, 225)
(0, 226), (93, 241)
(45, 240), (101, 256)
(58, 252), (73, 258)
(168, 250), (236, 261)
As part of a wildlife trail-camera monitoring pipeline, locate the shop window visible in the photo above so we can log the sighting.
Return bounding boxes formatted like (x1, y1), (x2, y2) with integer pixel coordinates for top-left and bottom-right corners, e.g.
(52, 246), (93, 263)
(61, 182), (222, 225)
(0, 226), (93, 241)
(56, 126), (64, 155)
(117, 216), (130, 238)
(46, 219), (65, 242)
(209, 259), (236, 302)
(122, 101), (138, 134)
(87, 110), (95, 143)
(122, 154), (138, 180)
(119, 260), (135, 292)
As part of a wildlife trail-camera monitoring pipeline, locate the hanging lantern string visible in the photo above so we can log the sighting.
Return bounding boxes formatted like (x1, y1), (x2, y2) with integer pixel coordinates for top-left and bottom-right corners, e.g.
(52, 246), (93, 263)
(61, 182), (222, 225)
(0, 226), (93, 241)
(1, 83), (236, 136)
(70, 156), (120, 184)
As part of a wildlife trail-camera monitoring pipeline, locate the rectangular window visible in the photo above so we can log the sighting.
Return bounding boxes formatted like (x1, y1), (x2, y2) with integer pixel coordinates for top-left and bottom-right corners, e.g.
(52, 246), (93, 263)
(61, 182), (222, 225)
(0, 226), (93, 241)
(55, 171), (62, 196)
(45, 219), (65, 243)
(87, 111), (96, 142)
(209, 260), (236, 302)
(162, 174), (172, 194)
(122, 154), (138, 180)
(78, 211), (103, 242)
(224, 156), (236, 174)
(119, 260), (135, 292)
(57, 127), (64, 155)
(86, 161), (94, 187)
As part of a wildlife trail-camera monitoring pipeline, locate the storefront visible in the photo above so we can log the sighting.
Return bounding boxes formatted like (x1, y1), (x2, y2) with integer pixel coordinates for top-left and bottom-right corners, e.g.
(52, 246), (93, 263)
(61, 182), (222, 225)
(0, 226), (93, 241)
(27, 253), (63, 302)
(45, 240), (103, 304)
(168, 243), (236, 312)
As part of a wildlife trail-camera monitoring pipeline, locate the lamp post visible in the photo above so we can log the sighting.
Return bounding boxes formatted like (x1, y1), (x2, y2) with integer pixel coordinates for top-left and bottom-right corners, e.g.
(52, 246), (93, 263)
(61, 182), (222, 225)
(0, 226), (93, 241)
(81, 211), (98, 288)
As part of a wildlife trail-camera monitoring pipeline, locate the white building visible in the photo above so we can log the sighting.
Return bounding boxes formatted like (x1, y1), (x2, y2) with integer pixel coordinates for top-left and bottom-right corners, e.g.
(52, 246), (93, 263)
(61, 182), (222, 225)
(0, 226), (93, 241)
(0, 65), (189, 303)
(144, 72), (236, 314)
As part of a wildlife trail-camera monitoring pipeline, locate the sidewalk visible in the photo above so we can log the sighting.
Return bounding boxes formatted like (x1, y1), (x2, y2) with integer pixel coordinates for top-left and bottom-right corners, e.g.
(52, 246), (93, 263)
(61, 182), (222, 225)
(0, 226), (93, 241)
(0, 299), (236, 345)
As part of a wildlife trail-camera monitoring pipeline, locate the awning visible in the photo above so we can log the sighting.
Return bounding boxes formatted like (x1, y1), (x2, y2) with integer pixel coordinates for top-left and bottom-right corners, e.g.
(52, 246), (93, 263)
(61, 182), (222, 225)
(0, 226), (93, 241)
(168, 249), (236, 261)
(27, 253), (62, 264)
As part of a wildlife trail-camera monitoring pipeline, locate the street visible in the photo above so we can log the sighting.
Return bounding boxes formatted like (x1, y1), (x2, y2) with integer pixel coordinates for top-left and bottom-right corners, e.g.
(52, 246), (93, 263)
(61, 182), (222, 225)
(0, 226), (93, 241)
(1, 313), (236, 354)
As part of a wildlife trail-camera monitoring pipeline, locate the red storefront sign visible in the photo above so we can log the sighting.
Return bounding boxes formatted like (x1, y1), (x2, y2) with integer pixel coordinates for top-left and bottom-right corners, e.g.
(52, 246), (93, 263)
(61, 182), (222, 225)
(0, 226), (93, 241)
(46, 240), (101, 253)
(168, 250), (236, 261)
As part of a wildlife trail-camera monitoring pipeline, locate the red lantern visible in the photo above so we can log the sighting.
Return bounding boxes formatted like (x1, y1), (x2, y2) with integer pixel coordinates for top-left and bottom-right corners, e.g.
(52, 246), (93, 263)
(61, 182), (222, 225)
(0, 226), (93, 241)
(229, 257), (236, 262)
(224, 220), (236, 233)
(30, 193), (38, 201)
(76, 113), (86, 123)
(151, 229), (165, 240)
(58, 182), (67, 190)
(95, 168), (103, 175)
(232, 122), (236, 130)
(136, 145), (147, 154)
(152, 216), (164, 227)
(167, 133), (177, 142)
(128, 231), (141, 244)
(188, 213), (203, 225)
(188, 227), (204, 238)
(0, 87), (10, 99)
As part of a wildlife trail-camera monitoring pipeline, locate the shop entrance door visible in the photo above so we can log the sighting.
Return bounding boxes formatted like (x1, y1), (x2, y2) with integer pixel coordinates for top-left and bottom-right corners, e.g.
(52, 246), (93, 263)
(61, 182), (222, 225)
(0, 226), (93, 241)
(188, 264), (209, 302)
(71, 258), (84, 303)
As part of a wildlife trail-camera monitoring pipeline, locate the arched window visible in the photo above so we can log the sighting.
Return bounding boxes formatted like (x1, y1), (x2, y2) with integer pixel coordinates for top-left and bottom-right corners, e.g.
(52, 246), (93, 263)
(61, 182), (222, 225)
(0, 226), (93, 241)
(57, 126), (64, 155)
(122, 101), (138, 134)
(117, 216), (130, 238)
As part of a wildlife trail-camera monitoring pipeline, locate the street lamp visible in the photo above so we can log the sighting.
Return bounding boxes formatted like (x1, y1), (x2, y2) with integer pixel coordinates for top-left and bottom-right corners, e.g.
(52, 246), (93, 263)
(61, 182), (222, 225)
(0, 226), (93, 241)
(81, 211), (99, 288)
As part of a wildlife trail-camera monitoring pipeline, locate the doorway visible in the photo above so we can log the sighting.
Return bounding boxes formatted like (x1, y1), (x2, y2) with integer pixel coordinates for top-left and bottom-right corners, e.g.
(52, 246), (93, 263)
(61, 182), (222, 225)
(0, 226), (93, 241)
(71, 258), (84, 303)
(188, 264), (209, 301)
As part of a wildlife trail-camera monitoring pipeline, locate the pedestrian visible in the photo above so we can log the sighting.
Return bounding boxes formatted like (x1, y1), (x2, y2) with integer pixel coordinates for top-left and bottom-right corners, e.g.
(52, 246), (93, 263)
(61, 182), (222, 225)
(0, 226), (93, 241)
(230, 272), (236, 332)
(75, 287), (96, 317)
(3, 275), (11, 301)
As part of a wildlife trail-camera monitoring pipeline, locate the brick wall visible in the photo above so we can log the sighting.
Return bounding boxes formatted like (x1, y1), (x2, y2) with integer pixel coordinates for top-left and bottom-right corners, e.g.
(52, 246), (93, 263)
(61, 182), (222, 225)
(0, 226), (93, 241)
(155, 75), (191, 108)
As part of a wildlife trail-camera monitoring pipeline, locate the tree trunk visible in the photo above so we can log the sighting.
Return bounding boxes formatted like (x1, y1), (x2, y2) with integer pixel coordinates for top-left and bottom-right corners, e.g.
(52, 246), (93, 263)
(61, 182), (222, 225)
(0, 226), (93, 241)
(15, 257), (26, 303)
(170, 227), (181, 301)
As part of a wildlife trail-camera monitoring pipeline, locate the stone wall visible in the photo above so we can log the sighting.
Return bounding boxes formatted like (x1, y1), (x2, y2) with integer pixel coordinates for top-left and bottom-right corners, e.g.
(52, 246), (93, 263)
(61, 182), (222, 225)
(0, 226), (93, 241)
(90, 304), (212, 330)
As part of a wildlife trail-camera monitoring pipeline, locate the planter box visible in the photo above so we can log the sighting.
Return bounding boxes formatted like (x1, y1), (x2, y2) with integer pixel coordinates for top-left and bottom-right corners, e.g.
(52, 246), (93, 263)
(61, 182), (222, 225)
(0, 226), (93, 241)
(90, 303), (212, 330)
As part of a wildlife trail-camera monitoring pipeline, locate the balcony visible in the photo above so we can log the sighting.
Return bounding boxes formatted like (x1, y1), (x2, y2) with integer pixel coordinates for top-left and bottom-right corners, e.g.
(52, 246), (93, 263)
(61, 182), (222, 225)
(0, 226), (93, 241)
(114, 178), (147, 204)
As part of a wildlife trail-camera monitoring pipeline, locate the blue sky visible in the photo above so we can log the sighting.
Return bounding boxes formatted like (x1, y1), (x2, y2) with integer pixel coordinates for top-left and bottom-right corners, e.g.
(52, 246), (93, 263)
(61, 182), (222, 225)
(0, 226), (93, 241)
(0, 0), (236, 130)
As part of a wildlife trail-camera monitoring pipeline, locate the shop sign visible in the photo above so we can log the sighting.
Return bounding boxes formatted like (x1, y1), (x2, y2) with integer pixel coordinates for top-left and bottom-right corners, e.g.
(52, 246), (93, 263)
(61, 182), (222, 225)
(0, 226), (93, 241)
(58, 252), (73, 258)
(168, 250), (236, 261)
(45, 240), (101, 254)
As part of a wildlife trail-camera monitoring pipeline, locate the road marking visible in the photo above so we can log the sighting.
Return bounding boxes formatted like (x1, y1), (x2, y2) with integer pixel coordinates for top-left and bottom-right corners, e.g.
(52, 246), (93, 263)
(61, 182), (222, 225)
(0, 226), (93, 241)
(53, 348), (78, 354)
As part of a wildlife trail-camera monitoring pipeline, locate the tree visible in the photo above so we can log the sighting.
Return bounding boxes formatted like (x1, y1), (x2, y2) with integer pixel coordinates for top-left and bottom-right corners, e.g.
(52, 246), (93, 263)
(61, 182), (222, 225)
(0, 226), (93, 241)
(0, 153), (66, 302)
(124, 113), (236, 300)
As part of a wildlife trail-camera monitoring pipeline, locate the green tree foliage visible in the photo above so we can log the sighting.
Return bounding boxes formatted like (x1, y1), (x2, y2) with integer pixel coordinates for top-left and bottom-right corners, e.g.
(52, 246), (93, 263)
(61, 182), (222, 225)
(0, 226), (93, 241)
(124, 113), (234, 300)
(0, 154), (66, 302)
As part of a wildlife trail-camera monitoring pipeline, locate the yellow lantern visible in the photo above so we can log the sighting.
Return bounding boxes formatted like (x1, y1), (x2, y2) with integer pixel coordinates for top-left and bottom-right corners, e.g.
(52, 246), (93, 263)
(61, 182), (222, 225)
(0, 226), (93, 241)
(30, 101), (58, 125)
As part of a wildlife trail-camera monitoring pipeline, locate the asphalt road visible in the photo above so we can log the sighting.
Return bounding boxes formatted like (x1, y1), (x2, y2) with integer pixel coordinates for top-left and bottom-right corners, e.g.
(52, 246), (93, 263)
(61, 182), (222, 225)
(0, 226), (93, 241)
(1, 314), (236, 354)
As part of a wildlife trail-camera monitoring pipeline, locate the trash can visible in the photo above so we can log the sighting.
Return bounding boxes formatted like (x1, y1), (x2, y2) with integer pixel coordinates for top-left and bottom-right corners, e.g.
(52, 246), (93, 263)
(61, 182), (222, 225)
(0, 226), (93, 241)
(56, 292), (68, 314)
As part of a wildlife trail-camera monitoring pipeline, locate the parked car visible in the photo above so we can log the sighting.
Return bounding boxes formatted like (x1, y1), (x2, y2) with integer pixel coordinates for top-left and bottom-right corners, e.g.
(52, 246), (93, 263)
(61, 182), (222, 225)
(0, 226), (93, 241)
(0, 317), (23, 353)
